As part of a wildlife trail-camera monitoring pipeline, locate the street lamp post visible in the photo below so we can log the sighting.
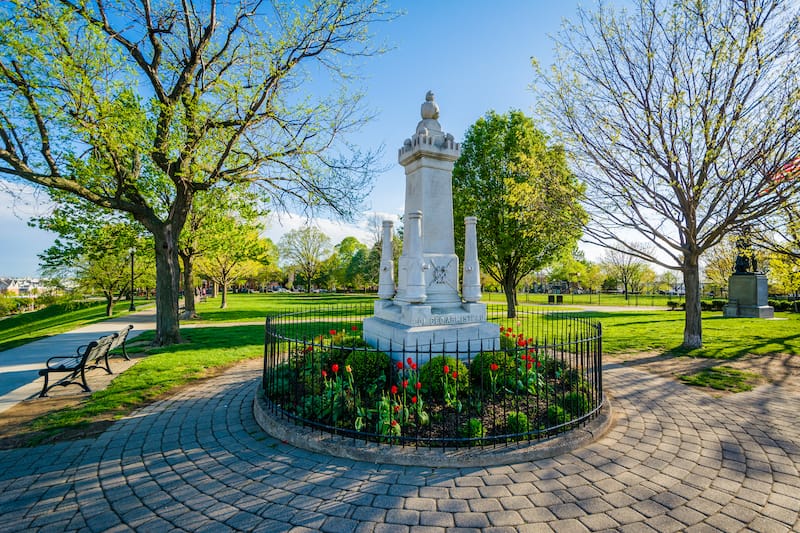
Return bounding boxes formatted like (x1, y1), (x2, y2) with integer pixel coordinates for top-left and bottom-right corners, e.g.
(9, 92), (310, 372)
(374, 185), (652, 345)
(128, 247), (136, 312)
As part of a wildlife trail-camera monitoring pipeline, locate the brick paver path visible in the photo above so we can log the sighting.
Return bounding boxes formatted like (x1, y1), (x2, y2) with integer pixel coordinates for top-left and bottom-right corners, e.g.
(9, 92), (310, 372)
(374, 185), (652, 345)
(1, 360), (798, 532)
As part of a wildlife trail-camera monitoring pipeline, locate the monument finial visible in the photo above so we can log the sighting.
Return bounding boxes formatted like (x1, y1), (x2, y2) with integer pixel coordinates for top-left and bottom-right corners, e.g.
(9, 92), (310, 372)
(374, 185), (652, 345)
(420, 90), (439, 120)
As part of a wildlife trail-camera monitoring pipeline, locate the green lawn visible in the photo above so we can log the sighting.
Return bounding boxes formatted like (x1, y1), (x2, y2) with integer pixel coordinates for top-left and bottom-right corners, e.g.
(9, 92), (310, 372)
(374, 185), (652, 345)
(0, 300), (150, 353)
(187, 292), (378, 322)
(482, 291), (681, 308)
(7, 292), (799, 444)
(589, 310), (800, 358)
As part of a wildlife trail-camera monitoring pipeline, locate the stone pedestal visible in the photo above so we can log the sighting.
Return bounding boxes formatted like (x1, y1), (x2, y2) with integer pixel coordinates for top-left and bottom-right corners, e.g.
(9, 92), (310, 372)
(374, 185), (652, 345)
(723, 273), (774, 318)
(363, 301), (499, 357)
(362, 92), (500, 358)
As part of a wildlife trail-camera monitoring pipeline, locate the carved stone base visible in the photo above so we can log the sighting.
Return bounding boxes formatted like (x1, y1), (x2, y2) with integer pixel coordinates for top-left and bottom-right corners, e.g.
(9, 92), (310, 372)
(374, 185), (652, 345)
(363, 301), (500, 359)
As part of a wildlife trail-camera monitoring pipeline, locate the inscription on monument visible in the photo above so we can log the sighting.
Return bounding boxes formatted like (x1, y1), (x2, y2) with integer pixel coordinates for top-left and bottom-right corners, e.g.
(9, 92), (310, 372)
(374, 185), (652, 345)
(413, 314), (486, 326)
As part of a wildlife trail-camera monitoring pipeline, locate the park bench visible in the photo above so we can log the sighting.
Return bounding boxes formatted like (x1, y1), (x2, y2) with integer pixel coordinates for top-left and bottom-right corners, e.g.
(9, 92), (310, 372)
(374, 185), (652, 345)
(109, 324), (134, 360)
(38, 333), (116, 398)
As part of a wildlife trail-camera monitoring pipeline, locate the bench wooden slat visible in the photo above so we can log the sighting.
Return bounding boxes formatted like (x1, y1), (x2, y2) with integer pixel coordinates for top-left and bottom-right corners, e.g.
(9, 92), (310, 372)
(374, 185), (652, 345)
(109, 324), (134, 361)
(38, 333), (116, 398)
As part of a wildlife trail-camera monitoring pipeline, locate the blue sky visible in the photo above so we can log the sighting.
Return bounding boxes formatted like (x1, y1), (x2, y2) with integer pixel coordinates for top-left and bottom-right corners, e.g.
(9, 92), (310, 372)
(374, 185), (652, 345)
(0, 1), (585, 277)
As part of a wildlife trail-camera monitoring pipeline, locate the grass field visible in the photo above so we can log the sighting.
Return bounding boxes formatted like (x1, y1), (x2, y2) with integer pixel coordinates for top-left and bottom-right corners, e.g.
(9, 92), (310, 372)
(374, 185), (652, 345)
(187, 292), (377, 322)
(5, 291), (798, 444)
(0, 300), (150, 352)
(482, 291), (683, 307)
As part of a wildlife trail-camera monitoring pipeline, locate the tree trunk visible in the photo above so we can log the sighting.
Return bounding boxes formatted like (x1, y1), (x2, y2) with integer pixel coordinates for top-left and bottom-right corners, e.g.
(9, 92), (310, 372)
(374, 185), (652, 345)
(152, 225), (182, 346)
(104, 292), (114, 317)
(220, 275), (228, 309)
(179, 253), (199, 319)
(682, 254), (702, 349)
(503, 277), (517, 318)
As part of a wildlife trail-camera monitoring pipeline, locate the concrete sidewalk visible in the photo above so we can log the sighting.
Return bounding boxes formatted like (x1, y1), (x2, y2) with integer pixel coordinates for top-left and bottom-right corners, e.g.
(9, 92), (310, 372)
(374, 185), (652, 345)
(0, 307), (157, 414)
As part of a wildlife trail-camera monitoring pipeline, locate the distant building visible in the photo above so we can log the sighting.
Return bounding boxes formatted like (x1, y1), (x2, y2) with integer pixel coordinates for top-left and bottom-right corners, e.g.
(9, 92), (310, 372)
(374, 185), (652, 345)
(0, 277), (52, 296)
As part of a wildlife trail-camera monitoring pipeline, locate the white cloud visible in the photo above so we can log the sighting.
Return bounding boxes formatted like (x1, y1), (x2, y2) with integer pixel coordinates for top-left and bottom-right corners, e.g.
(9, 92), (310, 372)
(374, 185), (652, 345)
(263, 211), (402, 248)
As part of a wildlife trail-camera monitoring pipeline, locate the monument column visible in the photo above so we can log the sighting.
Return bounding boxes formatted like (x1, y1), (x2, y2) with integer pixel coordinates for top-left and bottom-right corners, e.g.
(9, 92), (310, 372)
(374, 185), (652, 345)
(462, 216), (481, 303)
(377, 220), (396, 300)
(362, 91), (499, 357)
(396, 91), (462, 308)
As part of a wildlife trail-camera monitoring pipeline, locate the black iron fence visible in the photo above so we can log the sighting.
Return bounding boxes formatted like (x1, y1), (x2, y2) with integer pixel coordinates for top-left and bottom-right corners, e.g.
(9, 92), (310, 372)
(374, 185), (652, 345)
(262, 304), (603, 448)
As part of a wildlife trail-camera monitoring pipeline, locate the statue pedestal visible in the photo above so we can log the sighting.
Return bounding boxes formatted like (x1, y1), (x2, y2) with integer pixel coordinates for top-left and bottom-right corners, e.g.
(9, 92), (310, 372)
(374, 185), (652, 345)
(362, 92), (500, 360)
(363, 301), (500, 359)
(723, 273), (774, 318)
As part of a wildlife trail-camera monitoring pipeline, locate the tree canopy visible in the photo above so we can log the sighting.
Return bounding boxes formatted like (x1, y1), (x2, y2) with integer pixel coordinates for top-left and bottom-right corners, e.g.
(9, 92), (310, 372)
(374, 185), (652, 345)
(279, 226), (332, 292)
(538, 0), (800, 348)
(0, 0), (394, 344)
(452, 110), (586, 317)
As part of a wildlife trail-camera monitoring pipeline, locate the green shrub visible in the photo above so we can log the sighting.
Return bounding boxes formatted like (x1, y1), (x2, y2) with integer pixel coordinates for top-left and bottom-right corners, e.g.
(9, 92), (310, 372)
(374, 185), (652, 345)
(460, 418), (486, 440)
(469, 351), (516, 391)
(345, 349), (390, 389)
(711, 299), (727, 311)
(329, 336), (370, 367)
(560, 391), (591, 417)
(506, 411), (530, 434)
(547, 405), (571, 425)
(418, 355), (469, 397)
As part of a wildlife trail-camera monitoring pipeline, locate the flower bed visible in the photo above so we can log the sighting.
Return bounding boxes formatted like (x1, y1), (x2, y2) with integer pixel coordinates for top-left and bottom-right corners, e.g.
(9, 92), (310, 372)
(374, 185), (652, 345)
(262, 304), (603, 448)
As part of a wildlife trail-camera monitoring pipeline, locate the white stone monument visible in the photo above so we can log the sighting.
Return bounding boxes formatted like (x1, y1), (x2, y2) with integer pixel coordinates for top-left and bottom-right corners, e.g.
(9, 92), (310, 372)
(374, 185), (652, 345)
(362, 92), (500, 357)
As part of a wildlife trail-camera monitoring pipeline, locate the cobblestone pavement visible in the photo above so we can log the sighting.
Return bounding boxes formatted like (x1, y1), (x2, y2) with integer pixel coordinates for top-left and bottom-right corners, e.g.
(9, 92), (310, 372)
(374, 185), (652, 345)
(0, 360), (798, 532)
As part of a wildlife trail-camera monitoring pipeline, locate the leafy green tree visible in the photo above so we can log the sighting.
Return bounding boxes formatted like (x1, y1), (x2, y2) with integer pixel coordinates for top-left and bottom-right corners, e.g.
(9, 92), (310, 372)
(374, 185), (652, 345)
(35, 197), (151, 316)
(279, 227), (332, 293)
(178, 187), (263, 318)
(0, 1), (394, 345)
(197, 217), (269, 309)
(452, 110), (587, 317)
(538, 0), (800, 347)
(767, 252), (800, 298)
(330, 236), (368, 289)
(583, 263), (605, 303)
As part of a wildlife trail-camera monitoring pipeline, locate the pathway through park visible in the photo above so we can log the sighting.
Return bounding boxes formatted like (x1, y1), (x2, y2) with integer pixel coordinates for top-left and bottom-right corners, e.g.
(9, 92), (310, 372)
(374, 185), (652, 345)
(0, 354), (797, 531)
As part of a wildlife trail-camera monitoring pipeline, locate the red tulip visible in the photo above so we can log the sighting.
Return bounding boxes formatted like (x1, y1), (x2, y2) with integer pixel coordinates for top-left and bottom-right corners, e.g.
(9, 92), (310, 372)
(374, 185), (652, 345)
(396, 361), (404, 370)
(410, 363), (418, 370)
(331, 364), (339, 373)
(391, 385), (398, 395)
(394, 404), (401, 413)
(407, 357), (413, 365)
(402, 379), (409, 388)
(351, 325), (358, 331)
(329, 329), (337, 336)
(321, 370), (327, 378)
(451, 371), (458, 379)
(443, 365), (450, 374)
(415, 381), (422, 390)
(490, 363), (499, 372)
(411, 396), (418, 404)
